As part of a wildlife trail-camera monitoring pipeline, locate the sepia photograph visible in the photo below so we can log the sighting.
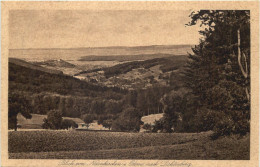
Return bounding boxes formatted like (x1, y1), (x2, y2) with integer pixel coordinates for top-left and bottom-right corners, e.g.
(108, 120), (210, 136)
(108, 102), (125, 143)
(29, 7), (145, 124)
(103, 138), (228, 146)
(1, 1), (259, 167)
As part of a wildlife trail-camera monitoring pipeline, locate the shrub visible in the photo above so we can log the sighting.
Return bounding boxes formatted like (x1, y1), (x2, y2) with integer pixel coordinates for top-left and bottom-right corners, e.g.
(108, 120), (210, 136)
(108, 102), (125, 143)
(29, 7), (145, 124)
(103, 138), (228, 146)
(42, 110), (62, 129)
(152, 118), (165, 133)
(212, 114), (235, 138)
(112, 107), (142, 132)
(82, 114), (95, 129)
(199, 110), (250, 139)
(194, 108), (217, 132)
(142, 123), (152, 132)
(102, 119), (113, 130)
(61, 119), (78, 129)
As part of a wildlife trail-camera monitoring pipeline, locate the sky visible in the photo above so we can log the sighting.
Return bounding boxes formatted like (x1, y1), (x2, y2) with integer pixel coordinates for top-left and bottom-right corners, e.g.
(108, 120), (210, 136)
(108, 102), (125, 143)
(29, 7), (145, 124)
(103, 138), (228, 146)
(9, 10), (202, 49)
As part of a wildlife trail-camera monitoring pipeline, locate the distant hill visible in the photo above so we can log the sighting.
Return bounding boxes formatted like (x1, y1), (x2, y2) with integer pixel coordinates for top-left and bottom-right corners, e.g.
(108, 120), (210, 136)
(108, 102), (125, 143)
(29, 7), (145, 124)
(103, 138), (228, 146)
(9, 45), (193, 61)
(75, 55), (187, 90)
(79, 53), (180, 62)
(9, 58), (63, 75)
(35, 59), (76, 68)
(103, 55), (188, 78)
(9, 59), (125, 97)
(9, 59), (126, 118)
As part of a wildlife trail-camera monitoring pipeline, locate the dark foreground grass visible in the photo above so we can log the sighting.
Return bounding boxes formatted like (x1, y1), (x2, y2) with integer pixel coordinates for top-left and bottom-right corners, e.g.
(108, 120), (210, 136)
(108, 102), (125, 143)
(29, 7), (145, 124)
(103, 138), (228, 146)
(9, 131), (249, 159)
(9, 131), (209, 153)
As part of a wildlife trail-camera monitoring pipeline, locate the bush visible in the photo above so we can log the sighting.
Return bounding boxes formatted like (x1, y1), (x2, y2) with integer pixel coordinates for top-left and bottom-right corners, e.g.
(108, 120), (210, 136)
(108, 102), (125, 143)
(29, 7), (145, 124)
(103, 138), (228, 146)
(152, 119), (164, 133)
(196, 109), (250, 139)
(82, 114), (95, 129)
(61, 119), (78, 129)
(42, 110), (62, 129)
(194, 108), (217, 132)
(102, 119), (113, 130)
(142, 123), (152, 132)
(112, 107), (142, 132)
(212, 114), (235, 138)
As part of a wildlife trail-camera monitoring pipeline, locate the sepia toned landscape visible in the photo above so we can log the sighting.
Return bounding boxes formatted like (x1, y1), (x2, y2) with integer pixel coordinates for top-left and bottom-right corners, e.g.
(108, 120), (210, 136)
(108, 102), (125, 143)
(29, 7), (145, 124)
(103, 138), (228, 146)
(8, 10), (250, 160)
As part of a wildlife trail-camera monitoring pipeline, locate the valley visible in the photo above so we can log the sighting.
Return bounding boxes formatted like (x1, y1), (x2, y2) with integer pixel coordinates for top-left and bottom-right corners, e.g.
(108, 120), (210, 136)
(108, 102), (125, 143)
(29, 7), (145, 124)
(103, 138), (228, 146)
(6, 9), (251, 161)
(8, 45), (189, 132)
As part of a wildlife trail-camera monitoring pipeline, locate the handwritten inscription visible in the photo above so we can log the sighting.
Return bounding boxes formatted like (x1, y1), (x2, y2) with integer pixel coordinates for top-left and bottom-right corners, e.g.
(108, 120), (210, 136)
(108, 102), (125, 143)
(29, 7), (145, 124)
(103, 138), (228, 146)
(58, 160), (192, 167)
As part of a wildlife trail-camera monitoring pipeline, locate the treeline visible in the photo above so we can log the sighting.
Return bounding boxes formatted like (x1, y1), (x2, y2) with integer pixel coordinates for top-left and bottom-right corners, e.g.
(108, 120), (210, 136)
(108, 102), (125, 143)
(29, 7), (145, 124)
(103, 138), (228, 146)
(25, 94), (123, 118)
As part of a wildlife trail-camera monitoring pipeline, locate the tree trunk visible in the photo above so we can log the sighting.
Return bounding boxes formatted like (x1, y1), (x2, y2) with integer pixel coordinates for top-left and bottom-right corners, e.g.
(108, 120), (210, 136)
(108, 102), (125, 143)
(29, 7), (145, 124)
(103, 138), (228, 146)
(14, 124), (17, 131)
(237, 29), (250, 101)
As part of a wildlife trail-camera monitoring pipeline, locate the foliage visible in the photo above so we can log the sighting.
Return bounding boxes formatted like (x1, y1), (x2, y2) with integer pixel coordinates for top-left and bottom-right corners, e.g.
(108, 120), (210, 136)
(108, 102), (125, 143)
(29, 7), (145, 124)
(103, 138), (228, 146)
(142, 123), (153, 132)
(82, 114), (95, 129)
(8, 92), (32, 131)
(185, 10), (250, 137)
(151, 119), (164, 133)
(42, 110), (63, 129)
(61, 119), (78, 129)
(9, 61), (127, 121)
(102, 119), (113, 130)
(159, 89), (189, 132)
(112, 107), (142, 132)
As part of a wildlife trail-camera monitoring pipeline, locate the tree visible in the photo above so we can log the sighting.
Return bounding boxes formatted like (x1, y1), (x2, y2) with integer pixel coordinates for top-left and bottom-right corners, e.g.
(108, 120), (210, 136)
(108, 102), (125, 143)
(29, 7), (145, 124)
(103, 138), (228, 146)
(160, 89), (189, 132)
(152, 119), (164, 133)
(82, 114), (95, 129)
(112, 106), (142, 132)
(185, 10), (250, 136)
(142, 123), (152, 132)
(42, 110), (63, 129)
(61, 119), (78, 129)
(102, 119), (113, 130)
(8, 92), (32, 131)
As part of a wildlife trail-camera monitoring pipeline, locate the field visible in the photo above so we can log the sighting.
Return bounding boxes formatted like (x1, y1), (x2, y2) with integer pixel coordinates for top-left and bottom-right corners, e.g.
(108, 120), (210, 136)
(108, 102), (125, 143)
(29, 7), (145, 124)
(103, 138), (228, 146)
(9, 131), (249, 159)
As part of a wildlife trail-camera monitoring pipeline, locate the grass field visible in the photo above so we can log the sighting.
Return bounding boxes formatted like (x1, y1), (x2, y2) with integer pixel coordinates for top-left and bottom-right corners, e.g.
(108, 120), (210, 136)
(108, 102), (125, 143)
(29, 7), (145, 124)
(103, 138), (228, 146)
(9, 131), (249, 159)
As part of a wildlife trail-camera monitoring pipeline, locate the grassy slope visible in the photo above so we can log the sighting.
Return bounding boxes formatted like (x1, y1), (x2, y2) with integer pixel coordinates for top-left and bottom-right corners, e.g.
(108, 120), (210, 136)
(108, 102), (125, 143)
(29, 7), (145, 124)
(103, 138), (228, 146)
(9, 131), (249, 159)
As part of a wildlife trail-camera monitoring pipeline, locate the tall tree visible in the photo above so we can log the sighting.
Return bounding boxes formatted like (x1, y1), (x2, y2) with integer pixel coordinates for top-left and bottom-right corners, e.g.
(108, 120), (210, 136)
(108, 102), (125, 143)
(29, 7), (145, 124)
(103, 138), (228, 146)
(185, 10), (250, 136)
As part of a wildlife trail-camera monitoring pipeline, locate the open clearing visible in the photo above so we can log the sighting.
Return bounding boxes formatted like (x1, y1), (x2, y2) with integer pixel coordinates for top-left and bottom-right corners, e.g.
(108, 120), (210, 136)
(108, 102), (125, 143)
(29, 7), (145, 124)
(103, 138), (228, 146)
(9, 131), (249, 159)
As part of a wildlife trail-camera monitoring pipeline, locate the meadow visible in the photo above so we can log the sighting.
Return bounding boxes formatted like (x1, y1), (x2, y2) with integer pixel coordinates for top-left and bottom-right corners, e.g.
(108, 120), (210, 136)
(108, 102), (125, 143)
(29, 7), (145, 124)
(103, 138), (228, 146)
(9, 131), (249, 159)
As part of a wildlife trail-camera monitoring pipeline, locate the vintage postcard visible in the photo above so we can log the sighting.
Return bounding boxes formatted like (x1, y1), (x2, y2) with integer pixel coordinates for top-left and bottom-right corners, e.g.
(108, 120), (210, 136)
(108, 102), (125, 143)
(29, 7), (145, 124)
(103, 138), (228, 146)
(1, 1), (259, 167)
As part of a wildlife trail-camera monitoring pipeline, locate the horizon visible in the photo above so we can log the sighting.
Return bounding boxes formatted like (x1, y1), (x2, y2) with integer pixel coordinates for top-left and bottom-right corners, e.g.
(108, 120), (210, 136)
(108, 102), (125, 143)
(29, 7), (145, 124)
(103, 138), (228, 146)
(9, 44), (195, 50)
